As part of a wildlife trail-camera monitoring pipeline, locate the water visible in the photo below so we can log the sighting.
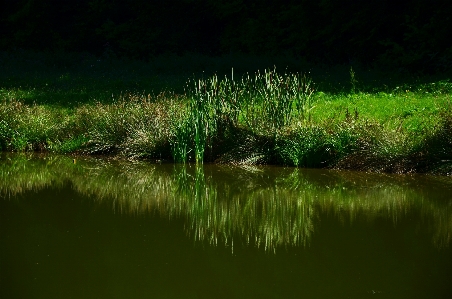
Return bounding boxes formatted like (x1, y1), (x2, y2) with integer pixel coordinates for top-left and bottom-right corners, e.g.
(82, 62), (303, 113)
(1, 154), (451, 299)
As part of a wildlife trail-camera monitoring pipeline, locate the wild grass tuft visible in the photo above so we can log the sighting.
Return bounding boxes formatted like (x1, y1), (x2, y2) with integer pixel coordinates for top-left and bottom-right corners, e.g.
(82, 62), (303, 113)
(276, 126), (333, 167)
(79, 95), (175, 159)
(172, 68), (315, 163)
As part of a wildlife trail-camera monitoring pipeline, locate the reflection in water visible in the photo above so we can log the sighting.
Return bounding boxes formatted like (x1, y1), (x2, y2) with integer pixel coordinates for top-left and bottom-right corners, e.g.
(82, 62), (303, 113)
(1, 153), (451, 250)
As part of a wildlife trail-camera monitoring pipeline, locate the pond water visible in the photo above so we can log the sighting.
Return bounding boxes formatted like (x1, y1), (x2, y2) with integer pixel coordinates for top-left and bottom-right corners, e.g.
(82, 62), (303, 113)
(1, 154), (451, 299)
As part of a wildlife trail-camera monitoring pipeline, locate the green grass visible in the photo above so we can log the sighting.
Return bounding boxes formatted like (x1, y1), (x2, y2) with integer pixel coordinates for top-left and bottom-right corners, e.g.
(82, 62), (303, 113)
(1, 50), (451, 174)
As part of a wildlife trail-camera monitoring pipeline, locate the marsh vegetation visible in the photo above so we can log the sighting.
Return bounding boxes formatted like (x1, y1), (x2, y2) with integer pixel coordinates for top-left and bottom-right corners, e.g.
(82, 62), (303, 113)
(1, 51), (451, 174)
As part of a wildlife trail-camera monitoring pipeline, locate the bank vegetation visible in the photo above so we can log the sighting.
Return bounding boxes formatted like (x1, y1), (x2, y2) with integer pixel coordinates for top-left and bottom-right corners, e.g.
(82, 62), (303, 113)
(1, 56), (451, 175)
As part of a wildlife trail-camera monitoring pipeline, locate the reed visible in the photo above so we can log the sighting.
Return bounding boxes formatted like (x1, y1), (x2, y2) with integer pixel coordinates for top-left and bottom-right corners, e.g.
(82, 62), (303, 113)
(173, 68), (314, 163)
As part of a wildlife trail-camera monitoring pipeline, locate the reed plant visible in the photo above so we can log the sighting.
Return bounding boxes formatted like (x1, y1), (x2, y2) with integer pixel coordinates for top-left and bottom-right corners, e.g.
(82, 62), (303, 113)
(171, 106), (192, 163)
(173, 68), (315, 163)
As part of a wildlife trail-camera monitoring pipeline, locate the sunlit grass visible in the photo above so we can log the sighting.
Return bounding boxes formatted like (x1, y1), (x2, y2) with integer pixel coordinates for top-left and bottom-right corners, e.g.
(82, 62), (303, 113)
(310, 90), (447, 129)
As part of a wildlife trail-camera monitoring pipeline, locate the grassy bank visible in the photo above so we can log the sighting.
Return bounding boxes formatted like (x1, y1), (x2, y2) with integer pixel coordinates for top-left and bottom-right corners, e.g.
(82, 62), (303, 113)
(1, 51), (451, 175)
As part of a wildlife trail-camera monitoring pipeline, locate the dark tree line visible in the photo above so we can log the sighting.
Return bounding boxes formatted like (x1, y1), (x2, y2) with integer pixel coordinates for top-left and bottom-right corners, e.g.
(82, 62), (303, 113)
(1, 0), (451, 72)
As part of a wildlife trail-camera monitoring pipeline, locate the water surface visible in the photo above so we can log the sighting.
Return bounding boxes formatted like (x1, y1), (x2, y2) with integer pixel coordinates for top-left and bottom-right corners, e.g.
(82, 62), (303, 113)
(1, 154), (451, 298)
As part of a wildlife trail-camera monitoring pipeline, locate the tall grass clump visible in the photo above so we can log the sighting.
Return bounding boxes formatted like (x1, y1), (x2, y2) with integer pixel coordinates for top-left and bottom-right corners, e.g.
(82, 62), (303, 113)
(276, 126), (333, 167)
(79, 93), (176, 159)
(172, 68), (315, 163)
(237, 68), (314, 132)
(0, 100), (76, 152)
(170, 77), (222, 163)
(0, 93), (178, 159)
(275, 114), (364, 168)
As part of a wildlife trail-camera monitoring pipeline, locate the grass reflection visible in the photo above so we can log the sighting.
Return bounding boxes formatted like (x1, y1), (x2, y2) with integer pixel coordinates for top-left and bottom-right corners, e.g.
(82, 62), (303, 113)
(1, 153), (451, 250)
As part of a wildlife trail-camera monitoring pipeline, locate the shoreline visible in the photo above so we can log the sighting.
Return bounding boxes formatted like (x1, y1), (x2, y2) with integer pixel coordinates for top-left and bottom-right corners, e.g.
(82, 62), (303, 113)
(1, 96), (451, 176)
(1, 54), (451, 176)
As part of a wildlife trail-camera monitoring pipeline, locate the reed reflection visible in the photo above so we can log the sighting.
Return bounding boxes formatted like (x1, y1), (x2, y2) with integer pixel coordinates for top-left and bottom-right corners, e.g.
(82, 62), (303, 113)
(1, 153), (451, 250)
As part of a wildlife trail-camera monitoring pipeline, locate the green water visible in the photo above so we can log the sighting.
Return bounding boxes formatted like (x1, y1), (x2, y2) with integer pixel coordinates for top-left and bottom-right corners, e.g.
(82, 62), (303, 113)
(1, 154), (451, 299)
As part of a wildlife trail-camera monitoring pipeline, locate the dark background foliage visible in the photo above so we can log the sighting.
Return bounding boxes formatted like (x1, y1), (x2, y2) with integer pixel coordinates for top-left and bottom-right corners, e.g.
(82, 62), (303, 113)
(1, 0), (451, 72)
